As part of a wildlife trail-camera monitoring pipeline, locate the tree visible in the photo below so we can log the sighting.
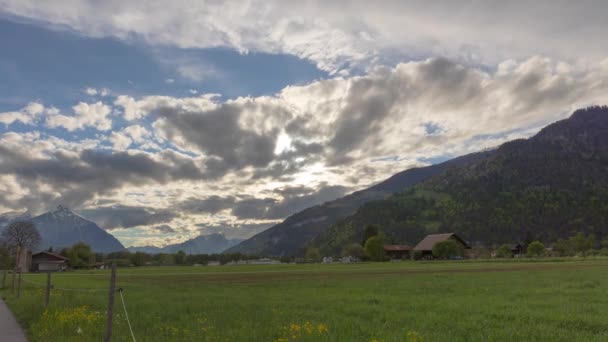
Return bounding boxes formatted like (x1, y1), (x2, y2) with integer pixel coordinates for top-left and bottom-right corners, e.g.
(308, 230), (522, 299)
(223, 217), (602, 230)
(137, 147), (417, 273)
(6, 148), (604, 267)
(553, 238), (573, 257)
(175, 250), (187, 265)
(130, 252), (149, 267)
(305, 247), (321, 262)
(64, 242), (95, 268)
(432, 240), (464, 259)
(569, 232), (594, 257)
(470, 245), (491, 259)
(1, 220), (41, 269)
(495, 244), (513, 258)
(362, 224), (380, 245)
(159, 253), (175, 266)
(602, 236), (608, 249)
(364, 235), (386, 261)
(526, 241), (545, 257)
(0, 245), (12, 269)
(341, 243), (365, 259)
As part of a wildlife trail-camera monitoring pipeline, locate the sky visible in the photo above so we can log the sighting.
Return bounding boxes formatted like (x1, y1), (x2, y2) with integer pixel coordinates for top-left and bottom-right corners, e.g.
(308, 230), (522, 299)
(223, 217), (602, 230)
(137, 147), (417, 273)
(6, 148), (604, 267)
(1, 1), (608, 247)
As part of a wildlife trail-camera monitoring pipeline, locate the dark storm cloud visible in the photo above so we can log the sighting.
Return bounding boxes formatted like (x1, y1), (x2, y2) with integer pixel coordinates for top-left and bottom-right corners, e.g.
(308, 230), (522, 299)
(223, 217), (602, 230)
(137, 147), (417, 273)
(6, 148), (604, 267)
(0, 145), (205, 212)
(151, 224), (177, 233)
(195, 222), (274, 240)
(171, 183), (350, 222)
(155, 102), (284, 171)
(230, 183), (349, 220)
(176, 195), (236, 214)
(78, 205), (178, 230)
(329, 76), (397, 156)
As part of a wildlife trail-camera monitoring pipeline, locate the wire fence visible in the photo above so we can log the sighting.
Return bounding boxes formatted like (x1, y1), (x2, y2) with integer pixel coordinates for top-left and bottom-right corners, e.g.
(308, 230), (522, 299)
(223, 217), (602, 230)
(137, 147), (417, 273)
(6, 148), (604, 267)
(1, 267), (136, 342)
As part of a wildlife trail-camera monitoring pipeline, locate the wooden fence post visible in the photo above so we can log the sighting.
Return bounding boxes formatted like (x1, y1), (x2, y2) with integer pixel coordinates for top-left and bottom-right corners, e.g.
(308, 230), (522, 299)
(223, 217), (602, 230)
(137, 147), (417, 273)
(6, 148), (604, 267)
(45, 272), (51, 307)
(17, 271), (22, 299)
(104, 263), (117, 342)
(11, 268), (16, 293)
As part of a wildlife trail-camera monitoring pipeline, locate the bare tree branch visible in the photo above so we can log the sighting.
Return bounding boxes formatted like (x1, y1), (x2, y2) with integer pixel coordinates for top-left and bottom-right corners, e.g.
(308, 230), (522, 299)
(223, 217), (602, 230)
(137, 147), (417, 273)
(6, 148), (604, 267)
(1, 220), (41, 252)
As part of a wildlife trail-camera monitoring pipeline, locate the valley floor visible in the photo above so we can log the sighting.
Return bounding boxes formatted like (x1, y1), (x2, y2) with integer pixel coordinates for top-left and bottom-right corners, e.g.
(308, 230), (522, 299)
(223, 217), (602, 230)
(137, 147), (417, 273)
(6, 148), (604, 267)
(2, 258), (608, 341)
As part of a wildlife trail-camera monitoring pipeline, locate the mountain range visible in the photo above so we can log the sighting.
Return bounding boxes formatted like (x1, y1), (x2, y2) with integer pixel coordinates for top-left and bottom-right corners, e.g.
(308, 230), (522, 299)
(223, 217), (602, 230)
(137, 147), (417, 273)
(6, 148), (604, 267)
(1, 205), (125, 253)
(230, 106), (608, 256)
(1, 206), (242, 255)
(128, 233), (242, 254)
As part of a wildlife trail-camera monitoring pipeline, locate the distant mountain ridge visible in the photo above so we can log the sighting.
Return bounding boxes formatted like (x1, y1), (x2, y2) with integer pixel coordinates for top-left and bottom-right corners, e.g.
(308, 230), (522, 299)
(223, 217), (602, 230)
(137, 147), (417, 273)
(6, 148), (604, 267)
(226, 150), (489, 256)
(1, 205), (125, 253)
(128, 233), (243, 254)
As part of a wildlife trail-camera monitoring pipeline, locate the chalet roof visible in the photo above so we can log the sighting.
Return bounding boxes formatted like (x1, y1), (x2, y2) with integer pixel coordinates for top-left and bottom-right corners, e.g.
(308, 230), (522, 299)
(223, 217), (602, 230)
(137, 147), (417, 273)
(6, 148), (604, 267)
(383, 245), (411, 251)
(32, 251), (69, 261)
(413, 233), (470, 251)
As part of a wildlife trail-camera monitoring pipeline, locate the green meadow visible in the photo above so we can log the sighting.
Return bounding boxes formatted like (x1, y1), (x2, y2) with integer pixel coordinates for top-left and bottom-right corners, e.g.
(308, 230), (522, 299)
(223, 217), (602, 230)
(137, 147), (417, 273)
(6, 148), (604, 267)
(2, 259), (608, 342)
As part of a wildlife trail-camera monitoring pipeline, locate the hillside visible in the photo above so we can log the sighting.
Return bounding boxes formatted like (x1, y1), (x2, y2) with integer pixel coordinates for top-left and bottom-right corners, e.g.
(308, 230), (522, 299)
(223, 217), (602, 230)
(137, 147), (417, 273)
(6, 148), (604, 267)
(128, 233), (242, 254)
(312, 106), (608, 255)
(226, 151), (488, 256)
(30, 206), (125, 253)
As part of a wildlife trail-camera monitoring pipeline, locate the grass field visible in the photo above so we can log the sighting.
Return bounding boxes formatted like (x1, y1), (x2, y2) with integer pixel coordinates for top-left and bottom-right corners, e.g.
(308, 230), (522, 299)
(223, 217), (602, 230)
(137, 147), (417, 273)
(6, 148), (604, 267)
(2, 259), (608, 341)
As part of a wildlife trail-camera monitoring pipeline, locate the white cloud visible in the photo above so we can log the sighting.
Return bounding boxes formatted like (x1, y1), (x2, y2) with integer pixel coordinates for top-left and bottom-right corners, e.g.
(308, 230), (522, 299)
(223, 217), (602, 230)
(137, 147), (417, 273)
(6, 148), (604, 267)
(165, 78), (175, 84)
(0, 102), (46, 125)
(85, 87), (110, 96)
(0, 111), (32, 126)
(2, 56), (608, 245)
(3, 1), (608, 74)
(84, 87), (97, 96)
(114, 94), (219, 121)
(110, 131), (132, 150)
(46, 101), (112, 131)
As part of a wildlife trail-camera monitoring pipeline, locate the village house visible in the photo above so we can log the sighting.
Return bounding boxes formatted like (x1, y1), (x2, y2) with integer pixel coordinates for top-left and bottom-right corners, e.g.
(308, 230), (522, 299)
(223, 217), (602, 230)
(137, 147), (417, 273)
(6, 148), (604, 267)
(510, 243), (524, 257)
(383, 245), (411, 259)
(30, 251), (69, 272)
(413, 233), (471, 259)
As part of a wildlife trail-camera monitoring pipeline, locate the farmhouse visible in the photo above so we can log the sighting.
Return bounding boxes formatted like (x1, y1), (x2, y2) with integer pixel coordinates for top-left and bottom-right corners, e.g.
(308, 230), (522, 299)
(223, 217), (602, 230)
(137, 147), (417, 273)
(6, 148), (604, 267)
(510, 243), (524, 257)
(413, 233), (471, 259)
(383, 245), (411, 259)
(30, 251), (69, 272)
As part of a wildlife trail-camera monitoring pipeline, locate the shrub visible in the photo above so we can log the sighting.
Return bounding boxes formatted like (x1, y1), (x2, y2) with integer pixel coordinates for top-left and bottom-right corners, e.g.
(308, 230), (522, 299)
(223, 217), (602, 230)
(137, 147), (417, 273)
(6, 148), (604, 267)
(364, 235), (386, 261)
(305, 247), (321, 262)
(495, 244), (513, 258)
(432, 240), (464, 259)
(341, 243), (365, 258)
(526, 241), (545, 257)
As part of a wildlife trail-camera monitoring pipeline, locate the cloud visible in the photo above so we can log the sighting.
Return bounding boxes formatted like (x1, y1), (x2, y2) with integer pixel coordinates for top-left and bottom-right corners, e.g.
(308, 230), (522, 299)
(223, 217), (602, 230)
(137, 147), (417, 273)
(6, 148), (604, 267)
(0, 133), (206, 212)
(84, 87), (110, 96)
(84, 87), (97, 96)
(3, 1), (608, 74)
(176, 183), (348, 221)
(176, 196), (236, 215)
(2, 55), (608, 246)
(196, 222), (274, 240)
(153, 100), (284, 172)
(109, 131), (132, 150)
(78, 205), (178, 230)
(46, 101), (112, 131)
(0, 102), (46, 126)
(151, 224), (176, 233)
(165, 78), (175, 84)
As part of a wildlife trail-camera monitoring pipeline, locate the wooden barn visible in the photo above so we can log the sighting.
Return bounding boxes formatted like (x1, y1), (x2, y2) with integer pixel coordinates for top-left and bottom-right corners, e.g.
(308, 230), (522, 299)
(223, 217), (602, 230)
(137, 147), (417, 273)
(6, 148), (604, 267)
(383, 245), (411, 259)
(30, 251), (69, 272)
(413, 233), (471, 259)
(510, 243), (524, 257)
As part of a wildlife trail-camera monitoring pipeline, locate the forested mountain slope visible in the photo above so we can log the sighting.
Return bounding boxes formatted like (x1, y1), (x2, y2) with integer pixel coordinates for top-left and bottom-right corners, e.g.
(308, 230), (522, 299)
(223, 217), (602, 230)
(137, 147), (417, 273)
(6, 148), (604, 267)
(312, 107), (608, 255)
